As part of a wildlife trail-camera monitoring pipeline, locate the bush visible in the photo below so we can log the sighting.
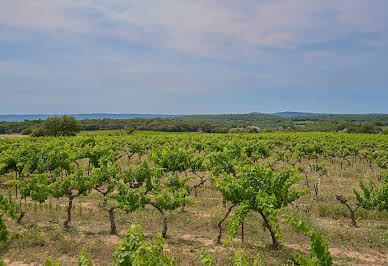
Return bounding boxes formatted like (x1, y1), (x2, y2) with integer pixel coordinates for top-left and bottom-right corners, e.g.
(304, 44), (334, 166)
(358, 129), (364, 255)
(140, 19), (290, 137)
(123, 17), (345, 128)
(32, 116), (81, 137)
(21, 127), (33, 135)
(229, 126), (261, 134)
(78, 251), (93, 266)
(125, 128), (136, 135)
(31, 128), (48, 137)
(245, 125), (261, 133)
(113, 224), (175, 266)
(286, 216), (332, 266)
(343, 123), (382, 134)
(228, 128), (246, 134)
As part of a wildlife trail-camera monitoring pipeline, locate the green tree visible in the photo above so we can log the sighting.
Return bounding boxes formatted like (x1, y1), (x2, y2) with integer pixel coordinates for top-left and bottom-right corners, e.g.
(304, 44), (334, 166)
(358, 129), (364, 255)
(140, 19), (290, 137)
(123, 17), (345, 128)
(33, 116), (81, 137)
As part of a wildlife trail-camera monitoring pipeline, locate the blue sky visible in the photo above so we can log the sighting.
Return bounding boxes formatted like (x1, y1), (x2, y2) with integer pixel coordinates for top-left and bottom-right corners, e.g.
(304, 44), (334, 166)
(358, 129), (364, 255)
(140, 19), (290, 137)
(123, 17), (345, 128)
(1, 0), (388, 115)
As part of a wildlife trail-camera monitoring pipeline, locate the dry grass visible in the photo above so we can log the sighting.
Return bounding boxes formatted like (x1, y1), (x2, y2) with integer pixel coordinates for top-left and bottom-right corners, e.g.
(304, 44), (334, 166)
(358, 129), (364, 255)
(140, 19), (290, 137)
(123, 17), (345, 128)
(0, 135), (28, 139)
(1, 156), (388, 265)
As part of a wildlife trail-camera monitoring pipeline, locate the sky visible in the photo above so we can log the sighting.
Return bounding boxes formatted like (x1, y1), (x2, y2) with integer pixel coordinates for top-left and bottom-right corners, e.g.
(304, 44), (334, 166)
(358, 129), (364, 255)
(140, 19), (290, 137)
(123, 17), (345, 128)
(1, 0), (388, 115)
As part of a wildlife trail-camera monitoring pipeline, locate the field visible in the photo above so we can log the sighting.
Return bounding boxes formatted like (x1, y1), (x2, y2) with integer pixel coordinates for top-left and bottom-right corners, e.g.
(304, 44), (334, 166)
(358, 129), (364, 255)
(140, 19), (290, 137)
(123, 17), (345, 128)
(1, 132), (388, 265)
(78, 130), (198, 137)
(0, 135), (27, 139)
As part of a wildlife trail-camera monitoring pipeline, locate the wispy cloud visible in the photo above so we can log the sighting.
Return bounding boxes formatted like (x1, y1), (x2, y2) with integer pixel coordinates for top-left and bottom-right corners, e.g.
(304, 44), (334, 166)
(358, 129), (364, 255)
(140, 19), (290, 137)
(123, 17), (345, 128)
(1, 1), (388, 114)
(2, 0), (388, 58)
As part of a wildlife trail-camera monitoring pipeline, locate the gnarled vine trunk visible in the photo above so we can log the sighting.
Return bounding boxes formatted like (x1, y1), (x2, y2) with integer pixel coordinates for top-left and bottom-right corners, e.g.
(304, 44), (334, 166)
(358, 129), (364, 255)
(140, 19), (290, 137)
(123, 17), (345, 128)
(64, 192), (81, 229)
(193, 177), (212, 197)
(216, 203), (236, 244)
(259, 211), (281, 249)
(241, 222), (244, 243)
(151, 202), (168, 238)
(16, 198), (24, 224)
(108, 207), (117, 234)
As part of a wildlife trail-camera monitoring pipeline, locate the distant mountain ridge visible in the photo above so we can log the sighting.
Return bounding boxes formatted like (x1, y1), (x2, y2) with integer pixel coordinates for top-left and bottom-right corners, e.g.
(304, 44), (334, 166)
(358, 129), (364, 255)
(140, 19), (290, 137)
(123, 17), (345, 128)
(249, 111), (326, 117)
(0, 113), (179, 122)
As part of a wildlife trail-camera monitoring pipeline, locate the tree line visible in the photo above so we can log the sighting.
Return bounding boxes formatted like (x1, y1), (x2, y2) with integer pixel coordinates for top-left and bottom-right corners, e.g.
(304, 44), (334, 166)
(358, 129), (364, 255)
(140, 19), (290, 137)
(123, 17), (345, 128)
(0, 117), (230, 135)
(0, 115), (387, 136)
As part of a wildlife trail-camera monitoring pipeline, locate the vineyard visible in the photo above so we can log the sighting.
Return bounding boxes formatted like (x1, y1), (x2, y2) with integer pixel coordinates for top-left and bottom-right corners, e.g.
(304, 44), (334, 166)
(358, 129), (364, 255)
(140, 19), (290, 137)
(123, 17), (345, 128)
(0, 131), (387, 265)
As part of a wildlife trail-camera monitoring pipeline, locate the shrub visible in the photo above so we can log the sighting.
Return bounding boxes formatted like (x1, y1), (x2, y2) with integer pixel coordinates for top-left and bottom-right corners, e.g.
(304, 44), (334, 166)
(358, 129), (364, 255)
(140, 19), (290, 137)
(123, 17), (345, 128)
(228, 126), (261, 134)
(21, 127), (33, 135)
(113, 224), (175, 266)
(31, 127), (47, 137)
(32, 116), (81, 137)
(286, 216), (332, 266)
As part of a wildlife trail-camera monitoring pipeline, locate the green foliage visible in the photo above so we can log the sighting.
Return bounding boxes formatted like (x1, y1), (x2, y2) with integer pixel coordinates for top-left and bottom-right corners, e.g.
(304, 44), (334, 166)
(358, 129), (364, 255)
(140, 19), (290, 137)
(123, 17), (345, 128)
(1, 131), (388, 264)
(354, 175), (388, 212)
(199, 249), (264, 266)
(121, 160), (154, 191)
(200, 249), (216, 266)
(91, 155), (120, 194)
(31, 127), (47, 137)
(215, 165), (308, 247)
(78, 143), (118, 169)
(151, 148), (194, 173)
(45, 259), (60, 266)
(50, 167), (95, 228)
(51, 168), (95, 199)
(32, 115), (81, 137)
(21, 127), (33, 135)
(0, 194), (16, 243)
(12, 174), (51, 203)
(113, 224), (144, 265)
(154, 173), (192, 211)
(179, 113), (388, 132)
(78, 250), (93, 266)
(233, 251), (264, 266)
(36, 145), (72, 173)
(112, 224), (175, 266)
(229, 126), (261, 134)
(286, 216), (332, 266)
(209, 147), (248, 177)
(0, 143), (40, 177)
(110, 182), (149, 213)
(244, 141), (270, 161)
(311, 163), (327, 176)
(3, 113), (388, 135)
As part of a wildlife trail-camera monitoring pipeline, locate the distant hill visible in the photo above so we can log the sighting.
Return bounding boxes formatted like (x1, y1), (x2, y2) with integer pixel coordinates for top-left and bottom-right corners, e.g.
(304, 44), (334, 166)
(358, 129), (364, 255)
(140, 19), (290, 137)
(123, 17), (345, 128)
(271, 112), (325, 117)
(176, 113), (283, 128)
(0, 114), (179, 122)
(177, 113), (388, 128)
(250, 111), (323, 117)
